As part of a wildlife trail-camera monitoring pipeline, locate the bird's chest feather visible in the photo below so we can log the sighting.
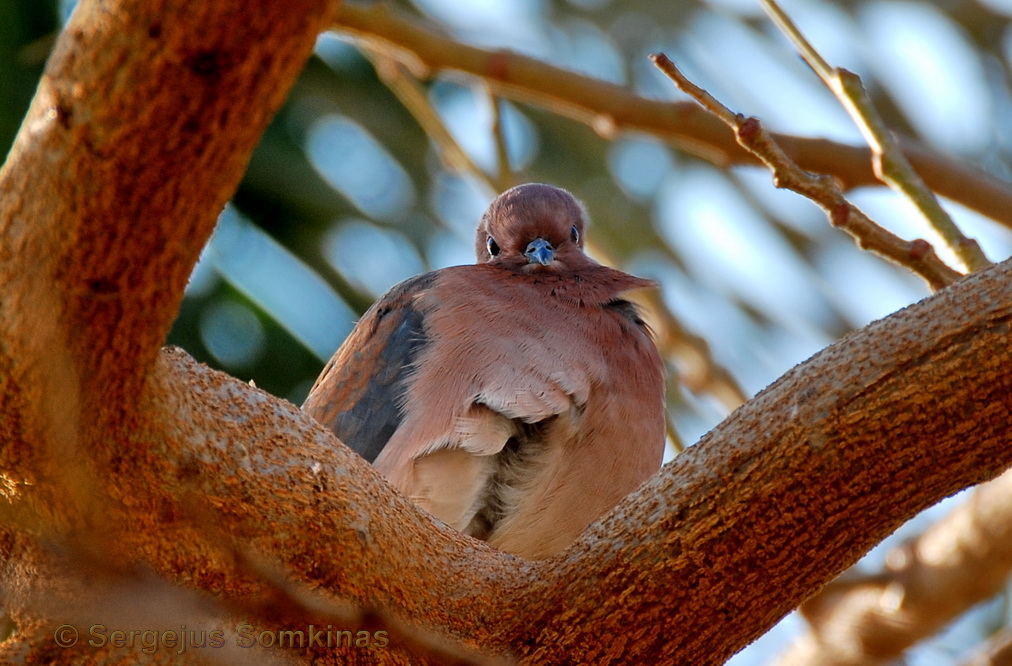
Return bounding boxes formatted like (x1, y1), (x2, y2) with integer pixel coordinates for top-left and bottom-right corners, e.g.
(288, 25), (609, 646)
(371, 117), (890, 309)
(405, 268), (653, 427)
(385, 267), (658, 463)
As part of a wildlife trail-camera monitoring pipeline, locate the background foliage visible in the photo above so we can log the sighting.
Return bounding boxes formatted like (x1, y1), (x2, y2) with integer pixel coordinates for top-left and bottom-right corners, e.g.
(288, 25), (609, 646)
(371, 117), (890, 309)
(4, 0), (1012, 663)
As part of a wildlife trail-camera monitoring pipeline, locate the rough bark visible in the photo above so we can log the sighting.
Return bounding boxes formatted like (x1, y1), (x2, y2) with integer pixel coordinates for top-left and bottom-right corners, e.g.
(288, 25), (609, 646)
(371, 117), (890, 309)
(1, 0), (1011, 665)
(776, 469), (1012, 665)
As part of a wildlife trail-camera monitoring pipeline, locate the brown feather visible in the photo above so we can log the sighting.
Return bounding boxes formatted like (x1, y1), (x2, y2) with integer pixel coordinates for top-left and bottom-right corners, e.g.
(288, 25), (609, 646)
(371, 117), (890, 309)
(304, 183), (665, 559)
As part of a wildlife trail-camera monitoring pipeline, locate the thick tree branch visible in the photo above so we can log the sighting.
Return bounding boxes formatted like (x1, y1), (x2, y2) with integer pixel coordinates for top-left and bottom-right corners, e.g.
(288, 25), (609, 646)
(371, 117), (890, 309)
(0, 0), (333, 656)
(776, 469), (1012, 666)
(4, 0), (335, 396)
(513, 256), (1012, 663)
(331, 2), (1012, 230)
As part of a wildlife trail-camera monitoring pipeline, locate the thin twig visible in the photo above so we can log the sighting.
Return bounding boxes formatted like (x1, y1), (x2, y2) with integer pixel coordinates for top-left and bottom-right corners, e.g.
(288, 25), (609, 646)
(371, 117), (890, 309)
(761, 0), (832, 80)
(330, 2), (1012, 230)
(760, 0), (991, 273)
(649, 52), (962, 291)
(367, 51), (491, 187)
(485, 85), (515, 192)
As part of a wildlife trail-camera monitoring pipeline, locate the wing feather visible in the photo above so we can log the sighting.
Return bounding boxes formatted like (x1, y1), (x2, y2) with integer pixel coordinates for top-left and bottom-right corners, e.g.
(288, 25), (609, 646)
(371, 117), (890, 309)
(302, 272), (435, 463)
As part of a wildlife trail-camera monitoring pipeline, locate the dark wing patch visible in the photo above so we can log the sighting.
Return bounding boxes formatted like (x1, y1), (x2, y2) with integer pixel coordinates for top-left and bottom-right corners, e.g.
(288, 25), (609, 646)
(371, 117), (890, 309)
(336, 305), (426, 462)
(303, 273), (435, 463)
(605, 299), (647, 328)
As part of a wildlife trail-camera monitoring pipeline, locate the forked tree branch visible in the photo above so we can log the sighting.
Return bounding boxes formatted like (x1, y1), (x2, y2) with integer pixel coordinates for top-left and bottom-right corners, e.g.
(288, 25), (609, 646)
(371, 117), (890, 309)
(1, 1), (1011, 664)
(9, 253), (1002, 663)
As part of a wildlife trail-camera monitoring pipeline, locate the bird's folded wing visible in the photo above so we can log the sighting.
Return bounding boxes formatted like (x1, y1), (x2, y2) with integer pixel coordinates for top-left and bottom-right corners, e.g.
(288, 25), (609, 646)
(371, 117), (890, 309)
(301, 272), (437, 463)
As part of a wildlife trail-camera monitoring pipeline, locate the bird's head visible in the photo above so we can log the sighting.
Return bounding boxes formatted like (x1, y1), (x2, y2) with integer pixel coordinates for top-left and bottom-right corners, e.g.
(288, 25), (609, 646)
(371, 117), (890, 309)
(475, 183), (594, 273)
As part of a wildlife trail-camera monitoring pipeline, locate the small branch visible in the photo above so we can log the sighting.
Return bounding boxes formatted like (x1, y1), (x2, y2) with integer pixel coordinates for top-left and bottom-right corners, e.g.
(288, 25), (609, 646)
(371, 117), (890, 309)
(486, 87), (515, 192)
(368, 51), (489, 188)
(641, 288), (749, 413)
(330, 2), (1012, 230)
(761, 0), (833, 80)
(369, 50), (520, 203)
(760, 0), (991, 273)
(649, 53), (962, 291)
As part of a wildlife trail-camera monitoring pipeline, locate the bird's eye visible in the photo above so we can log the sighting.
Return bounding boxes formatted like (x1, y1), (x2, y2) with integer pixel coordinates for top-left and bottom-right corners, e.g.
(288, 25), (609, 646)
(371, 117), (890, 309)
(486, 236), (500, 257)
(570, 225), (580, 243)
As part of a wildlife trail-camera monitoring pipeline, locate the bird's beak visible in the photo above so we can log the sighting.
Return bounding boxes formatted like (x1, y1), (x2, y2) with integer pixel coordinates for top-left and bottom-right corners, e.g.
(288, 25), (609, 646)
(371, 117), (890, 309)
(524, 238), (555, 265)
